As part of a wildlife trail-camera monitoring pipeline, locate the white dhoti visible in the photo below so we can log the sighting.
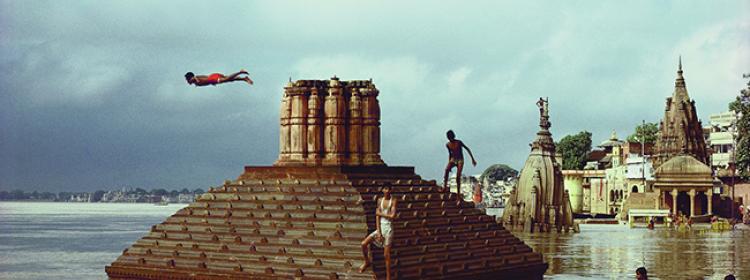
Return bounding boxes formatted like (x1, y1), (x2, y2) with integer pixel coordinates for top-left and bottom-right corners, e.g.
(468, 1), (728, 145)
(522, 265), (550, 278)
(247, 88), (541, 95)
(367, 218), (392, 248)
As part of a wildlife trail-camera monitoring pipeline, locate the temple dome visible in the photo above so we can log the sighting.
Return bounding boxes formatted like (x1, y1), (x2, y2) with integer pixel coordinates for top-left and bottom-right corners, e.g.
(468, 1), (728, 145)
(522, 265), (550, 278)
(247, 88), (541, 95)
(655, 155), (711, 176)
(597, 130), (623, 148)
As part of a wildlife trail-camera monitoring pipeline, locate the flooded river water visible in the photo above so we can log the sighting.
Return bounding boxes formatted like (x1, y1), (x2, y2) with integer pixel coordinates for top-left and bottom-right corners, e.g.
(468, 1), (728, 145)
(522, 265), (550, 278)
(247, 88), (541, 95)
(487, 208), (750, 279)
(0, 203), (747, 279)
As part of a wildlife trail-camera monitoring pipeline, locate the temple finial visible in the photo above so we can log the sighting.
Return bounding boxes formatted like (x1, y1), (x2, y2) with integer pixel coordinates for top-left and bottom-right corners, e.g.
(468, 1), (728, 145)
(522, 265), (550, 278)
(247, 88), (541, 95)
(675, 56), (685, 86)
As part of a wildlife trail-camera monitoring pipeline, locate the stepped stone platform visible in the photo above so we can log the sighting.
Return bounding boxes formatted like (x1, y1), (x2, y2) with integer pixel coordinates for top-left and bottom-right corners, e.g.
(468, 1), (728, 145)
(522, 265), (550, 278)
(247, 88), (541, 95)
(106, 77), (547, 279)
(106, 166), (547, 279)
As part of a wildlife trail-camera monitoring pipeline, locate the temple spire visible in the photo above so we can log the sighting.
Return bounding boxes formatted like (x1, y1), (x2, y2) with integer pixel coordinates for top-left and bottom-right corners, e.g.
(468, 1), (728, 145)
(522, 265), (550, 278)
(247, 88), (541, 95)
(536, 97), (551, 131)
(655, 57), (709, 168)
(675, 56), (685, 88)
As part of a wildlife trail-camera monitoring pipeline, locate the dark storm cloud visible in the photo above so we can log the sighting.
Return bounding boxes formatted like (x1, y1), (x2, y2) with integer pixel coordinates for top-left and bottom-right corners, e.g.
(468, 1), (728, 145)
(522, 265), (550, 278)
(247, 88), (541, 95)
(1, 1), (748, 191)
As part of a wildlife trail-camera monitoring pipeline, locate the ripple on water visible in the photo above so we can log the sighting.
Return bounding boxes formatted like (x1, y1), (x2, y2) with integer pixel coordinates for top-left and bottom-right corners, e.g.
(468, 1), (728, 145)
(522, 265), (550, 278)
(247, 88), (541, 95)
(520, 224), (750, 279)
(1, 203), (748, 279)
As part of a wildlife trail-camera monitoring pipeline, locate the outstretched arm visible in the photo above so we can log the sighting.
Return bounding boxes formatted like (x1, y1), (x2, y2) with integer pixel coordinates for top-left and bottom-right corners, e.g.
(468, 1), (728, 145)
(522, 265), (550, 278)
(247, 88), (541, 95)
(192, 75), (210, 86)
(461, 141), (477, 166)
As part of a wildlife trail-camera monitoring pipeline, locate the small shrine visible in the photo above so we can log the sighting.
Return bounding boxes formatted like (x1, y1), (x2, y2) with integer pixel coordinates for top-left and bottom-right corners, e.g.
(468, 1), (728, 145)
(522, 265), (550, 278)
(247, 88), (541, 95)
(502, 98), (575, 233)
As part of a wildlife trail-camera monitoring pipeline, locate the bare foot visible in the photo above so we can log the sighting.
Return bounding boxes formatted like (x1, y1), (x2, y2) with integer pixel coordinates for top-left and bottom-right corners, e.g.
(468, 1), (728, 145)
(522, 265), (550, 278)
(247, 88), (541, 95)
(244, 77), (254, 85)
(358, 262), (370, 273)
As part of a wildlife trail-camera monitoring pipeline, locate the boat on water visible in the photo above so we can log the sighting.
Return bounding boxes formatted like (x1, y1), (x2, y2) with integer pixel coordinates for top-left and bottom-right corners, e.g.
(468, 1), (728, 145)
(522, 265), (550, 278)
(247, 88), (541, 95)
(154, 201), (169, 206)
(690, 214), (712, 223)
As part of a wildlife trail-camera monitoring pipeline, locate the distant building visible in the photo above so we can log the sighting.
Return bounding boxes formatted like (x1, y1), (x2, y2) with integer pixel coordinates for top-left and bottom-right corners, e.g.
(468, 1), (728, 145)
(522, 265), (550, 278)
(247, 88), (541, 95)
(622, 141), (655, 194)
(565, 131), (631, 216)
(448, 174), (480, 202)
(706, 111), (737, 171)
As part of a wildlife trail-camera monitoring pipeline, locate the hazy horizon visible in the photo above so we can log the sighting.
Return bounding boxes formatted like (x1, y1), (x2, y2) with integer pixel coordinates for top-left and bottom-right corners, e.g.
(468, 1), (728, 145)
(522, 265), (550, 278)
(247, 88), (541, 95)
(2, 1), (749, 192)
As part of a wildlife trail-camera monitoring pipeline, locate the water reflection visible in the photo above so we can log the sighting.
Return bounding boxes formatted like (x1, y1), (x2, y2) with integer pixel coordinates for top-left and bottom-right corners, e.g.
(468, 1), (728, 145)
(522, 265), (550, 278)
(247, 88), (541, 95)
(485, 208), (749, 279)
(517, 225), (749, 279)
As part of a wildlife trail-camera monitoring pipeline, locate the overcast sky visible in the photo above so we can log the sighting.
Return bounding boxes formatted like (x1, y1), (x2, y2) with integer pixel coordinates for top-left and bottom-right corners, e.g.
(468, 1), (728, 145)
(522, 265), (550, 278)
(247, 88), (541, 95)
(1, 1), (748, 192)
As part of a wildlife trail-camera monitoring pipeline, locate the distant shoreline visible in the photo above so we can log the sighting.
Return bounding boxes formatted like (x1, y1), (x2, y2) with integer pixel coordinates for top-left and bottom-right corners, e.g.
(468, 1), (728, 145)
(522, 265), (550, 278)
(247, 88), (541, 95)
(0, 201), (191, 204)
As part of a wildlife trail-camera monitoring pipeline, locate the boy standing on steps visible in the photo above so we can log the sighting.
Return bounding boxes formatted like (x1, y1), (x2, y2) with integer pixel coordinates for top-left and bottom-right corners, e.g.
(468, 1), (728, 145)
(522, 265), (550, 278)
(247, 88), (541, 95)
(443, 130), (477, 199)
(359, 184), (397, 280)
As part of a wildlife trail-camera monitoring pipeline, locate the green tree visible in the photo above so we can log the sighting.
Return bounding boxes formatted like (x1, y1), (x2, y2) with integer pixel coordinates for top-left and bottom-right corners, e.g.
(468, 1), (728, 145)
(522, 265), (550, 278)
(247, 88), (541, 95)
(729, 74), (750, 178)
(10, 189), (27, 200)
(556, 131), (593, 170)
(626, 122), (659, 143)
(480, 164), (519, 183)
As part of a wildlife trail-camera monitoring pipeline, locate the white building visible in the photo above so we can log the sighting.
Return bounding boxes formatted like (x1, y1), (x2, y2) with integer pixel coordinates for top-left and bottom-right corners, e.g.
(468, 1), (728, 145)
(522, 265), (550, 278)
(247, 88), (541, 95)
(707, 111), (737, 169)
(625, 154), (654, 193)
(448, 174), (480, 201)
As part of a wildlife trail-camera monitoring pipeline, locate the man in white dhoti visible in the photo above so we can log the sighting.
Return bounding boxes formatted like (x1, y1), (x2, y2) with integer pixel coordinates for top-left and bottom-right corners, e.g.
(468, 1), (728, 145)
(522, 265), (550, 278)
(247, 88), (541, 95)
(359, 184), (397, 280)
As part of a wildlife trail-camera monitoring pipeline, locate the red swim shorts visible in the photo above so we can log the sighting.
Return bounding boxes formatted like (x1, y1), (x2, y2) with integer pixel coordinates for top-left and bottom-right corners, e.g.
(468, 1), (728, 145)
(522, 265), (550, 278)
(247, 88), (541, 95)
(207, 73), (222, 84)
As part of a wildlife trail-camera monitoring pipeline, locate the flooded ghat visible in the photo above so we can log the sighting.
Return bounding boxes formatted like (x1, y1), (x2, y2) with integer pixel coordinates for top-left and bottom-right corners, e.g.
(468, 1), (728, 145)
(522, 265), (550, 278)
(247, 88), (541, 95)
(487, 208), (750, 279)
(524, 224), (749, 279)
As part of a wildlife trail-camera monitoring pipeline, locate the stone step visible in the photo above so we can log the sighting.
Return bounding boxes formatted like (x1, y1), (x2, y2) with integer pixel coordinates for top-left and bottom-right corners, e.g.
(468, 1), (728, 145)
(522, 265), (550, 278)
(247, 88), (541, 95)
(114, 254), (372, 279)
(160, 218), (368, 231)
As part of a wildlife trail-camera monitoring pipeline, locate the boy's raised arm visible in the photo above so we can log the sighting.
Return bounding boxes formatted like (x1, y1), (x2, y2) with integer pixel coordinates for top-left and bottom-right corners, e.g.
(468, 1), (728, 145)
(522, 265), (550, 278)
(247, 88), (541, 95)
(462, 141), (477, 166)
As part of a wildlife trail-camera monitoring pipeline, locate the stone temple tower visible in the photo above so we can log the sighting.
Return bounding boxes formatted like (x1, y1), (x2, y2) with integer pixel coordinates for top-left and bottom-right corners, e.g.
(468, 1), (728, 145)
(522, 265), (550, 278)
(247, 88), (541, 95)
(653, 58), (709, 168)
(106, 77), (547, 279)
(501, 98), (575, 233)
(275, 77), (385, 167)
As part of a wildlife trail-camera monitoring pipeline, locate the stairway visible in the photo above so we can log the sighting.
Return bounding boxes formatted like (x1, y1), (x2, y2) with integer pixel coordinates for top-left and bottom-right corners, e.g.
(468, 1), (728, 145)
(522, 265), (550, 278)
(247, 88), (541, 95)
(106, 166), (547, 280)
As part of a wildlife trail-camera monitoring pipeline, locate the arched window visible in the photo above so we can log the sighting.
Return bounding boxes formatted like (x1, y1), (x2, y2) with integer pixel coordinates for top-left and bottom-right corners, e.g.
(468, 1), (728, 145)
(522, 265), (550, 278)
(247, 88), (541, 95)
(610, 190), (615, 202)
(632, 185), (639, 193)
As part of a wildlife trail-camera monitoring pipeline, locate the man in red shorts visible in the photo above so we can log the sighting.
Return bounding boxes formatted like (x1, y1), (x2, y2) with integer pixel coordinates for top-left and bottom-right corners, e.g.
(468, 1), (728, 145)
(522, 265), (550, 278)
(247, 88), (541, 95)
(442, 130), (477, 198)
(184, 69), (253, 87)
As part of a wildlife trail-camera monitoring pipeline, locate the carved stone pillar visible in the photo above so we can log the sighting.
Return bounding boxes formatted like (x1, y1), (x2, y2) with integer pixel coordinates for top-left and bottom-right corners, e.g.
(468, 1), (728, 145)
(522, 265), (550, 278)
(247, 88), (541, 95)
(323, 77), (347, 165)
(530, 186), (538, 223)
(671, 189), (678, 216)
(360, 86), (384, 166)
(289, 88), (308, 162)
(707, 191), (712, 215)
(276, 85), (293, 164)
(532, 170), (542, 222)
(348, 88), (363, 165)
(306, 87), (323, 165)
(688, 189), (696, 217)
(656, 191), (662, 210)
